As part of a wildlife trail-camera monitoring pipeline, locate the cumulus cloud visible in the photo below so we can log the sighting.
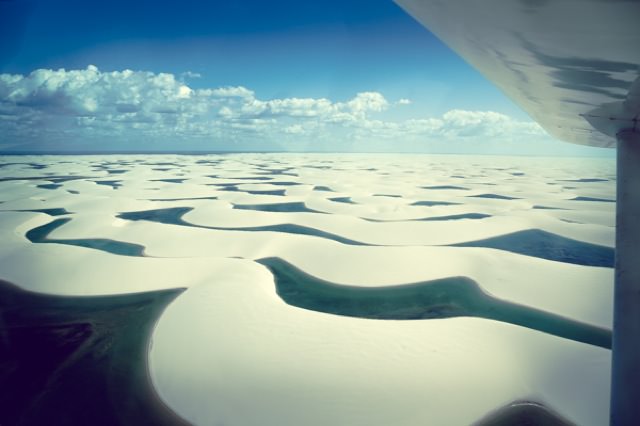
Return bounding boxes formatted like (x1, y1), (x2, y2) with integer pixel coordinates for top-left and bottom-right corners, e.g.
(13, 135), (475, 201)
(0, 66), (547, 149)
(200, 86), (254, 98)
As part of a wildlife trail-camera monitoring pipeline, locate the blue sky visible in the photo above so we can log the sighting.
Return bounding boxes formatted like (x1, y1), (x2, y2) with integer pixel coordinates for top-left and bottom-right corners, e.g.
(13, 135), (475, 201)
(0, 0), (612, 155)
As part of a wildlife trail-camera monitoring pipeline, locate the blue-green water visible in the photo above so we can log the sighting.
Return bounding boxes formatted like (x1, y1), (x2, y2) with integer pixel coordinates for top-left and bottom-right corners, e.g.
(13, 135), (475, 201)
(26, 219), (145, 257)
(452, 229), (614, 267)
(258, 257), (611, 349)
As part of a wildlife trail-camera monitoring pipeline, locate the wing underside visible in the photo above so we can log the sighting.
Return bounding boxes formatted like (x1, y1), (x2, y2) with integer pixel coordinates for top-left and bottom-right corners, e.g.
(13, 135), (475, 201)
(395, 0), (640, 148)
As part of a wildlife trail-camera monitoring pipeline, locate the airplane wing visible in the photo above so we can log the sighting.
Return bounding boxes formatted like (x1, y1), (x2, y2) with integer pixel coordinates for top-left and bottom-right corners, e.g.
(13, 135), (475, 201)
(394, 0), (640, 148)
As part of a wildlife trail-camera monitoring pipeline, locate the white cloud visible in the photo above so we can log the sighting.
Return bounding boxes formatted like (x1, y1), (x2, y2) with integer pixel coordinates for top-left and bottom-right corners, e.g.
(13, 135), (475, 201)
(438, 110), (544, 138)
(181, 71), (202, 79)
(284, 124), (304, 134)
(200, 86), (255, 98)
(0, 66), (548, 149)
(345, 92), (388, 115)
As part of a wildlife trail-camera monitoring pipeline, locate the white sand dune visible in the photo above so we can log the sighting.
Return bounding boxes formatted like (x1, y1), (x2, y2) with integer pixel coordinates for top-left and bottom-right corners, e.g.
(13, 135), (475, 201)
(149, 259), (611, 426)
(0, 153), (615, 426)
(35, 214), (612, 328)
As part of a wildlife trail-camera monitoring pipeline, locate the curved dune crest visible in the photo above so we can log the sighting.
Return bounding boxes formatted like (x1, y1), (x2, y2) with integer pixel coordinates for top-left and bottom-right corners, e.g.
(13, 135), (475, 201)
(0, 279), (188, 426)
(27, 217), (147, 257)
(29, 207), (612, 329)
(117, 207), (370, 246)
(149, 259), (611, 426)
(259, 257), (610, 348)
(0, 153), (616, 426)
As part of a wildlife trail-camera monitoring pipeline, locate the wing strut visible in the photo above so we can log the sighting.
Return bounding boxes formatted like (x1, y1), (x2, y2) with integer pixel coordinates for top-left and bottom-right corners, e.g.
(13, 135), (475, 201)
(612, 128), (640, 425)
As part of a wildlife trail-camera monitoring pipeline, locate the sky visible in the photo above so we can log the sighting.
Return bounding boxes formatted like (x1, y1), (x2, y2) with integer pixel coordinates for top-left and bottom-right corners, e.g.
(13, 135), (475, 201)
(0, 0), (613, 156)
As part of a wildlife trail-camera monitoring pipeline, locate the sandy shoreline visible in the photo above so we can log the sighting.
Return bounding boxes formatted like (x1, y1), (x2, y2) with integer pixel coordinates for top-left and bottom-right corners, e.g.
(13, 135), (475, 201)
(0, 279), (189, 425)
(0, 153), (615, 425)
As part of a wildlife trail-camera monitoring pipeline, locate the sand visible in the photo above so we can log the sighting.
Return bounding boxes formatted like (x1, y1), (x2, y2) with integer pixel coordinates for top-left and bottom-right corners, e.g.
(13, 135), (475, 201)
(0, 153), (615, 425)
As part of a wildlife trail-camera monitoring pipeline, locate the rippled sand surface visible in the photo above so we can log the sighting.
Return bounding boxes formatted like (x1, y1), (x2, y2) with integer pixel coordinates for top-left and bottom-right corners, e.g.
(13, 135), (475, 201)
(0, 153), (615, 425)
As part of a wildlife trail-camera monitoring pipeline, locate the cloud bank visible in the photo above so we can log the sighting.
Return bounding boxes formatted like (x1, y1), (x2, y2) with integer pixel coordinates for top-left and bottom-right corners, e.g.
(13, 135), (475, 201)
(0, 66), (547, 151)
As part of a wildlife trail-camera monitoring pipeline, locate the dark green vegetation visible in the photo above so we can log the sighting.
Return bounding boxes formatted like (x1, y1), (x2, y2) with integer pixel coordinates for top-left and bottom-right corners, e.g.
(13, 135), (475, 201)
(117, 207), (369, 246)
(26, 219), (146, 257)
(474, 401), (574, 426)
(0, 280), (188, 426)
(258, 257), (611, 349)
(451, 229), (615, 267)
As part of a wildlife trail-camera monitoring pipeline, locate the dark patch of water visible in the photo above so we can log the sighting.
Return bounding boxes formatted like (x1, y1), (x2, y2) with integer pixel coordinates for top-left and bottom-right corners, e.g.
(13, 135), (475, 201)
(532, 205), (566, 210)
(244, 189), (286, 196)
(37, 183), (62, 190)
(268, 181), (302, 186)
(452, 229), (614, 267)
(258, 257), (611, 349)
(417, 213), (491, 221)
(15, 208), (71, 216)
(233, 202), (323, 214)
(313, 186), (334, 192)
(571, 196), (615, 203)
(0, 279), (188, 426)
(93, 180), (122, 189)
(0, 176), (92, 183)
(146, 197), (218, 202)
(363, 213), (491, 223)
(150, 179), (187, 184)
(422, 185), (469, 190)
(26, 219), (145, 257)
(411, 200), (460, 207)
(559, 178), (609, 183)
(468, 194), (520, 200)
(329, 197), (356, 204)
(118, 207), (368, 246)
